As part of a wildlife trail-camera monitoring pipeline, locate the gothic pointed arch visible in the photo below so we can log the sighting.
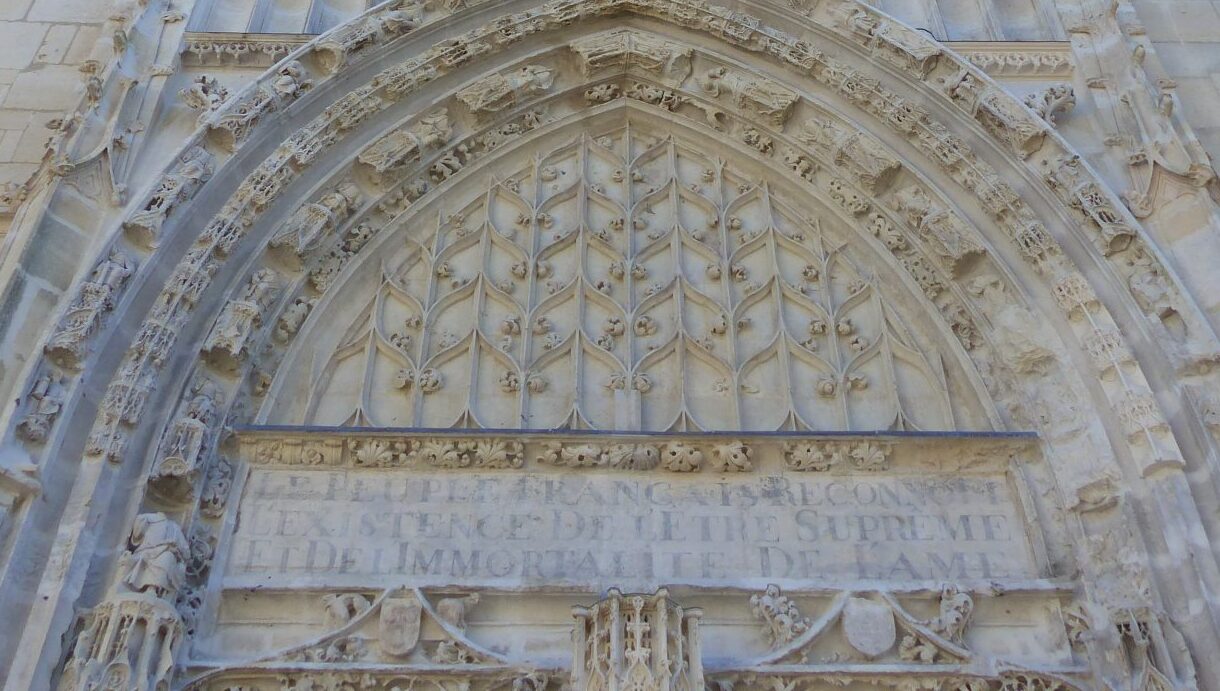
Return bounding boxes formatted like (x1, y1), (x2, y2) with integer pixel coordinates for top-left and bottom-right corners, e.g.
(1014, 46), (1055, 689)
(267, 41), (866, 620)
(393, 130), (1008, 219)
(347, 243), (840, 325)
(1, 0), (1216, 689)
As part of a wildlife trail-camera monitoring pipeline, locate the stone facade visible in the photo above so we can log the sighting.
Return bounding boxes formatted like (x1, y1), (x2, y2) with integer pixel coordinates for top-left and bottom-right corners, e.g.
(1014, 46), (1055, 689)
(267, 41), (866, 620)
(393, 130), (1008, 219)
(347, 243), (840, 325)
(0, 0), (1219, 689)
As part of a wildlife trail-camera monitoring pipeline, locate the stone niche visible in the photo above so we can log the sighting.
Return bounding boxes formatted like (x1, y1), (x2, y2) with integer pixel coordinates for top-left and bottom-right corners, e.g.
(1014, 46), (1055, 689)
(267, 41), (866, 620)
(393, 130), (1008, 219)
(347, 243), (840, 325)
(180, 429), (1088, 689)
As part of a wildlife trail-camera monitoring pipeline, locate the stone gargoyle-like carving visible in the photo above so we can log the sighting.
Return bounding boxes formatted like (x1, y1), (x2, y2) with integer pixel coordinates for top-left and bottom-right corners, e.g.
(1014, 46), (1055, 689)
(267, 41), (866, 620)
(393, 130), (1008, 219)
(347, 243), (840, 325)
(457, 65), (555, 119)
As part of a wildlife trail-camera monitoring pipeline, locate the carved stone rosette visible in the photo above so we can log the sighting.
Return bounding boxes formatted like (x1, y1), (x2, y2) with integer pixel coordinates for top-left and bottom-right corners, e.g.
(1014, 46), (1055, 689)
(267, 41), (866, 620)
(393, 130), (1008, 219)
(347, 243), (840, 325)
(571, 589), (703, 691)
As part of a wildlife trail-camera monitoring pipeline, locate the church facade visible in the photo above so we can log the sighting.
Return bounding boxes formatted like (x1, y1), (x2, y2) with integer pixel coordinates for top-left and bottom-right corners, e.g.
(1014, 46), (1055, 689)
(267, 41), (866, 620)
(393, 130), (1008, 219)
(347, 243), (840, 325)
(1, 0), (1219, 688)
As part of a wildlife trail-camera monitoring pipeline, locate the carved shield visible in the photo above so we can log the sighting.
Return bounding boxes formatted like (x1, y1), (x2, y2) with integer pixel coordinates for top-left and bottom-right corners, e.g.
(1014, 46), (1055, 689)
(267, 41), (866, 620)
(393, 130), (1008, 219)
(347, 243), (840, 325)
(842, 597), (896, 658)
(379, 595), (422, 656)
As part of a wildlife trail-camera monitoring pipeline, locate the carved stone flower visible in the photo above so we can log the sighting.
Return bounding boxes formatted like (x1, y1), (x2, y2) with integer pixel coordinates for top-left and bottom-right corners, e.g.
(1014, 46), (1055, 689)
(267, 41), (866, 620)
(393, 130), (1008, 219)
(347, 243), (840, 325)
(633, 316), (657, 336)
(849, 442), (889, 471)
(417, 368), (442, 393)
(712, 442), (753, 472)
(350, 439), (405, 467)
(525, 373), (547, 394)
(783, 442), (837, 472)
(393, 367), (415, 390)
(816, 376), (837, 397)
(417, 439), (462, 467)
(499, 370), (520, 393)
(631, 373), (652, 393)
(474, 440), (524, 468)
(607, 444), (658, 470)
(661, 442), (703, 472)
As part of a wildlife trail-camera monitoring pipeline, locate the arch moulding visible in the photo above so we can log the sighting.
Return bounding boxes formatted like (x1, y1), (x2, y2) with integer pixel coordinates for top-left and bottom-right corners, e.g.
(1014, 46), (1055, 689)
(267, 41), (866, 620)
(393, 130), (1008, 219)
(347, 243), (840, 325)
(2, 0), (1219, 689)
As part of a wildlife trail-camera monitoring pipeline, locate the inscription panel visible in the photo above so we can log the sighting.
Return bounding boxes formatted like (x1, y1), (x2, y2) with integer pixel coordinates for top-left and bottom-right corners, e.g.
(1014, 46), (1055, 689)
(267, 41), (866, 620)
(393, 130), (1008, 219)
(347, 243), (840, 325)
(225, 465), (1038, 589)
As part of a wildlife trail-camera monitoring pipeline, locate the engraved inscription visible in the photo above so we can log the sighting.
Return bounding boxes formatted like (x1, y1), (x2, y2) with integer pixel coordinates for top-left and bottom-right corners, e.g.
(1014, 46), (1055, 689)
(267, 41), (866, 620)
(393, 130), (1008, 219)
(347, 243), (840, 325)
(227, 469), (1035, 588)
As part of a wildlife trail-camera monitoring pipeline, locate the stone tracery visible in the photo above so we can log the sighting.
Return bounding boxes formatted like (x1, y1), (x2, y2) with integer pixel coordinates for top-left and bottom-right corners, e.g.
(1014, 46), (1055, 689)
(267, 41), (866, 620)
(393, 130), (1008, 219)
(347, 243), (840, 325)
(0, 0), (1215, 689)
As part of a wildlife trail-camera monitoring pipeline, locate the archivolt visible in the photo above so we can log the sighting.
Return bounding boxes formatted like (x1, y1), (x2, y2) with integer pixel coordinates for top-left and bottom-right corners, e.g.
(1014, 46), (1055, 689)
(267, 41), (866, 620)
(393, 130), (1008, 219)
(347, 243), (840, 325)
(10, 0), (1220, 678)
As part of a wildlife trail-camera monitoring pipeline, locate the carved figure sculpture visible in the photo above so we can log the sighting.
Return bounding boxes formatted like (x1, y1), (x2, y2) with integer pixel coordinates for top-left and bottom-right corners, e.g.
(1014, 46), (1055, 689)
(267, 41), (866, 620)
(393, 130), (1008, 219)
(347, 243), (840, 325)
(123, 146), (214, 246)
(358, 109), (453, 179)
(457, 65), (555, 117)
(891, 186), (984, 275)
(121, 513), (188, 600)
(698, 66), (798, 126)
(149, 378), (224, 501)
(203, 268), (280, 368)
(179, 75), (229, 115)
(271, 183), (362, 262)
(45, 249), (135, 368)
(16, 372), (65, 443)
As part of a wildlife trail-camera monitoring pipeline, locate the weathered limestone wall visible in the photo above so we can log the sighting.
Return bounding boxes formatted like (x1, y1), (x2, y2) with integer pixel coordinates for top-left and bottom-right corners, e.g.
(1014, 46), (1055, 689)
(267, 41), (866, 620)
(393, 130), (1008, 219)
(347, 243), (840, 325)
(1133, 0), (1220, 164)
(0, 0), (113, 224)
